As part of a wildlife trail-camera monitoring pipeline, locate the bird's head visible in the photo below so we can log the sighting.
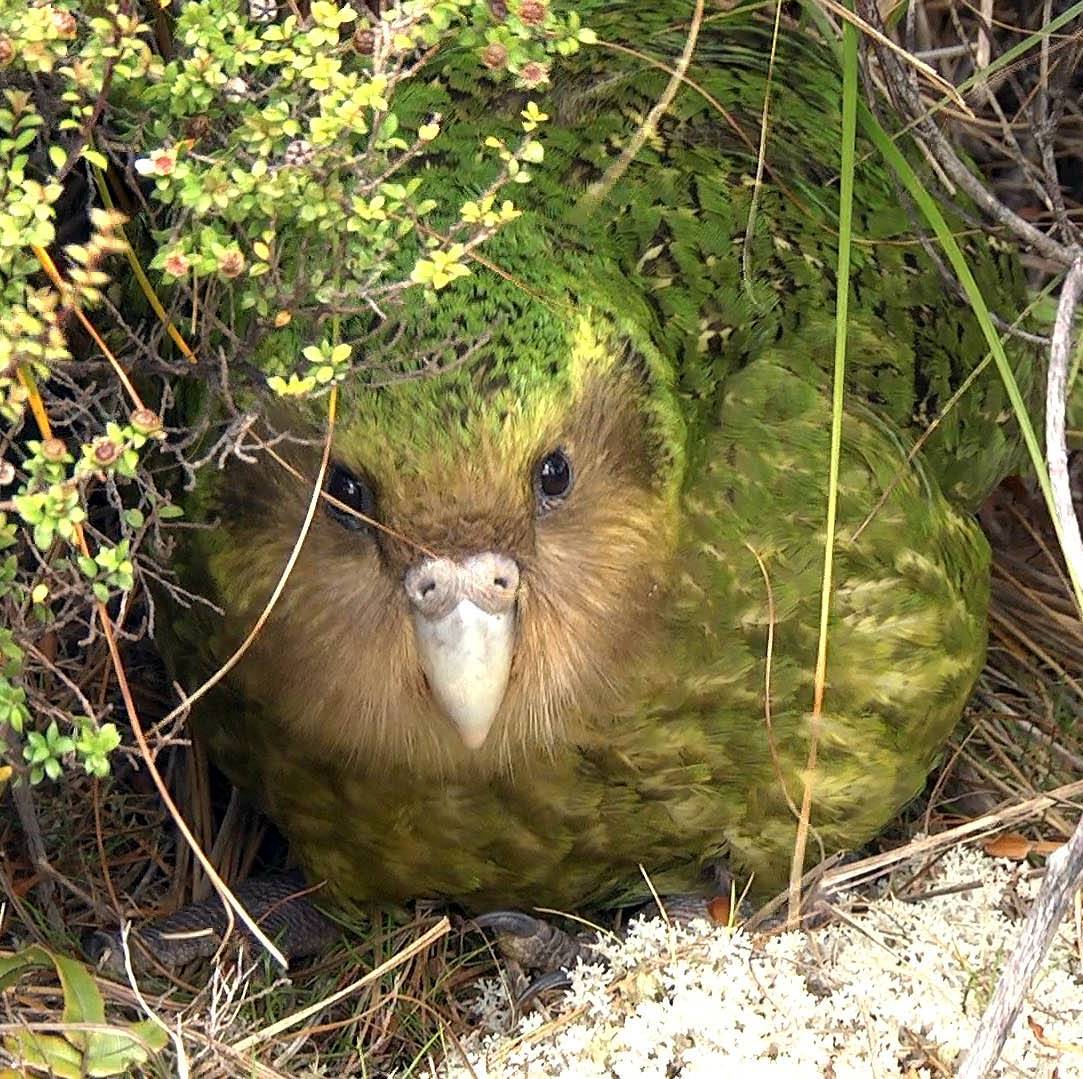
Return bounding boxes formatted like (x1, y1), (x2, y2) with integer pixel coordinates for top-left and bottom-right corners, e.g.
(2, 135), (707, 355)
(203, 276), (686, 775)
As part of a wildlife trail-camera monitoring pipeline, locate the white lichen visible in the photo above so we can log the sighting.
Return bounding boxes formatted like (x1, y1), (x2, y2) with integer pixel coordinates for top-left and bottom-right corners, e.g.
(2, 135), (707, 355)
(446, 845), (1083, 1078)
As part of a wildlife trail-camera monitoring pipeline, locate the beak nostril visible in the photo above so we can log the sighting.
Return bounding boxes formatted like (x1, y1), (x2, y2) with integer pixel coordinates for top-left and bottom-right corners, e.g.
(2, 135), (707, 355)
(406, 554), (519, 619)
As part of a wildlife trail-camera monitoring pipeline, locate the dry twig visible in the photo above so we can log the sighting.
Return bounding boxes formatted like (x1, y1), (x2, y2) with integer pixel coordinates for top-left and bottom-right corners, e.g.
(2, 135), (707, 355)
(959, 257), (1083, 1079)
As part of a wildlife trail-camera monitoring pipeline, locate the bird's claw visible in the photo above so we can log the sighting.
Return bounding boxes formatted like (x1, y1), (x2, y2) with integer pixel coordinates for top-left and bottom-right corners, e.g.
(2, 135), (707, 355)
(472, 910), (546, 938)
(474, 910), (595, 1013)
(83, 929), (129, 977)
(473, 909), (596, 974)
(83, 870), (339, 978)
(83, 919), (234, 977)
(515, 968), (574, 1009)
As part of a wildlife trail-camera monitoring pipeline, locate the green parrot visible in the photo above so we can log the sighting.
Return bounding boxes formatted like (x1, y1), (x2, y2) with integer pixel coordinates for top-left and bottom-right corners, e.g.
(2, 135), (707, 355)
(172, 1), (1036, 914)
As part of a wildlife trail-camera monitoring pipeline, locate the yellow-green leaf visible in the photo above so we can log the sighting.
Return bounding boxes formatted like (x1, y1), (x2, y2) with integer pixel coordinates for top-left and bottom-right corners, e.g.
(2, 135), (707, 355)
(82, 148), (108, 170)
(0, 947), (166, 1076)
(3, 1031), (83, 1079)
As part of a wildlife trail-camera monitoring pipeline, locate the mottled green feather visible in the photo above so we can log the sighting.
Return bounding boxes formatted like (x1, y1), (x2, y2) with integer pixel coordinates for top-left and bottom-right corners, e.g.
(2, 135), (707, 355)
(429, 0), (1038, 506)
(173, 1), (1031, 909)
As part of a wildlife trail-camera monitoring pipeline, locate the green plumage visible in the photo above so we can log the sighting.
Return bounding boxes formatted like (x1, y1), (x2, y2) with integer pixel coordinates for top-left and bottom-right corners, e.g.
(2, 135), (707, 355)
(176, 1), (1035, 907)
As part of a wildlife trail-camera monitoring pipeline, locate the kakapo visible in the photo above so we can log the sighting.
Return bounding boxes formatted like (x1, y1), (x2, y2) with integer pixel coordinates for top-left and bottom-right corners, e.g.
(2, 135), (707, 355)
(167, 1), (1035, 919)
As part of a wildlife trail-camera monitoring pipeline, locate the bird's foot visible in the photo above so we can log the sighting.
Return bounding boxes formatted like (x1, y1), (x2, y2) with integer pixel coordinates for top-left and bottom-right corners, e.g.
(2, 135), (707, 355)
(84, 870), (339, 977)
(473, 910), (597, 972)
(473, 910), (601, 1006)
(474, 887), (735, 1010)
(634, 861), (740, 925)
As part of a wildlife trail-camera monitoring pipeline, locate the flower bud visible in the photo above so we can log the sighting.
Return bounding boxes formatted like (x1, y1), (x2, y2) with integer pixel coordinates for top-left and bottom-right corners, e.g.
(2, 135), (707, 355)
(41, 438), (68, 463)
(51, 9), (77, 38)
(352, 25), (375, 54)
(518, 0), (546, 25)
(91, 436), (120, 466)
(482, 42), (508, 70)
(130, 409), (162, 436)
(217, 248), (246, 278)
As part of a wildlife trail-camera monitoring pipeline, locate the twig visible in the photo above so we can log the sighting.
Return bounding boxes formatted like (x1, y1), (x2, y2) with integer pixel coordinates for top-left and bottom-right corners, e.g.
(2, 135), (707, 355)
(740, 0), (783, 295)
(855, 0), (1080, 268)
(1033, 0), (1072, 241)
(818, 0), (966, 109)
(819, 777), (1083, 894)
(118, 924), (190, 1079)
(31, 245), (148, 414)
(7, 780), (62, 931)
(157, 391), (339, 724)
(958, 820), (1083, 1077)
(1011, 716), (1083, 774)
(1044, 258), (1083, 610)
(958, 260), (1083, 1078)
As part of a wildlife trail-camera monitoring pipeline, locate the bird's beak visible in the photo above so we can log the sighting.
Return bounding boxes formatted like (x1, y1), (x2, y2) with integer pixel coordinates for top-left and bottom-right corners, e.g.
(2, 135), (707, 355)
(404, 553), (520, 749)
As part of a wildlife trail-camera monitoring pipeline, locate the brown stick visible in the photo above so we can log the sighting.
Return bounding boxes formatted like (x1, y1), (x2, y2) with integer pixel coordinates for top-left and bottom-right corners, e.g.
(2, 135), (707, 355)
(958, 258), (1083, 1078)
(958, 818), (1083, 1077)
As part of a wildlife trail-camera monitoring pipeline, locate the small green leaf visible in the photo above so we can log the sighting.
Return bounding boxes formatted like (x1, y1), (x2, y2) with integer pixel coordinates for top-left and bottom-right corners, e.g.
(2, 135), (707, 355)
(85, 1025), (167, 1076)
(0, 946), (167, 1075)
(82, 147), (108, 170)
(520, 140), (544, 164)
(2, 1031), (83, 1078)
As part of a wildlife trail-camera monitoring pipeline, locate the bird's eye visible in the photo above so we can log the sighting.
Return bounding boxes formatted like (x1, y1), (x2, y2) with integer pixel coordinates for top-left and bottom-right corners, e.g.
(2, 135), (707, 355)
(535, 449), (574, 512)
(325, 464), (376, 532)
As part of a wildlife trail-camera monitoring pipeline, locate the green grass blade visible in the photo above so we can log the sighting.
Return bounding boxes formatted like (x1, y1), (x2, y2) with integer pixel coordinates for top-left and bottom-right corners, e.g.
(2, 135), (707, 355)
(790, 1), (859, 914)
(859, 104), (1083, 616)
(954, 3), (1083, 98)
(815, 12), (858, 707)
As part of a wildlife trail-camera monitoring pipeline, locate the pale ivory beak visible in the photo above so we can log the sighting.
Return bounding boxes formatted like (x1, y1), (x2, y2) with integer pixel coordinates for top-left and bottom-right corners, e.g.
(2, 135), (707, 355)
(404, 553), (520, 749)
